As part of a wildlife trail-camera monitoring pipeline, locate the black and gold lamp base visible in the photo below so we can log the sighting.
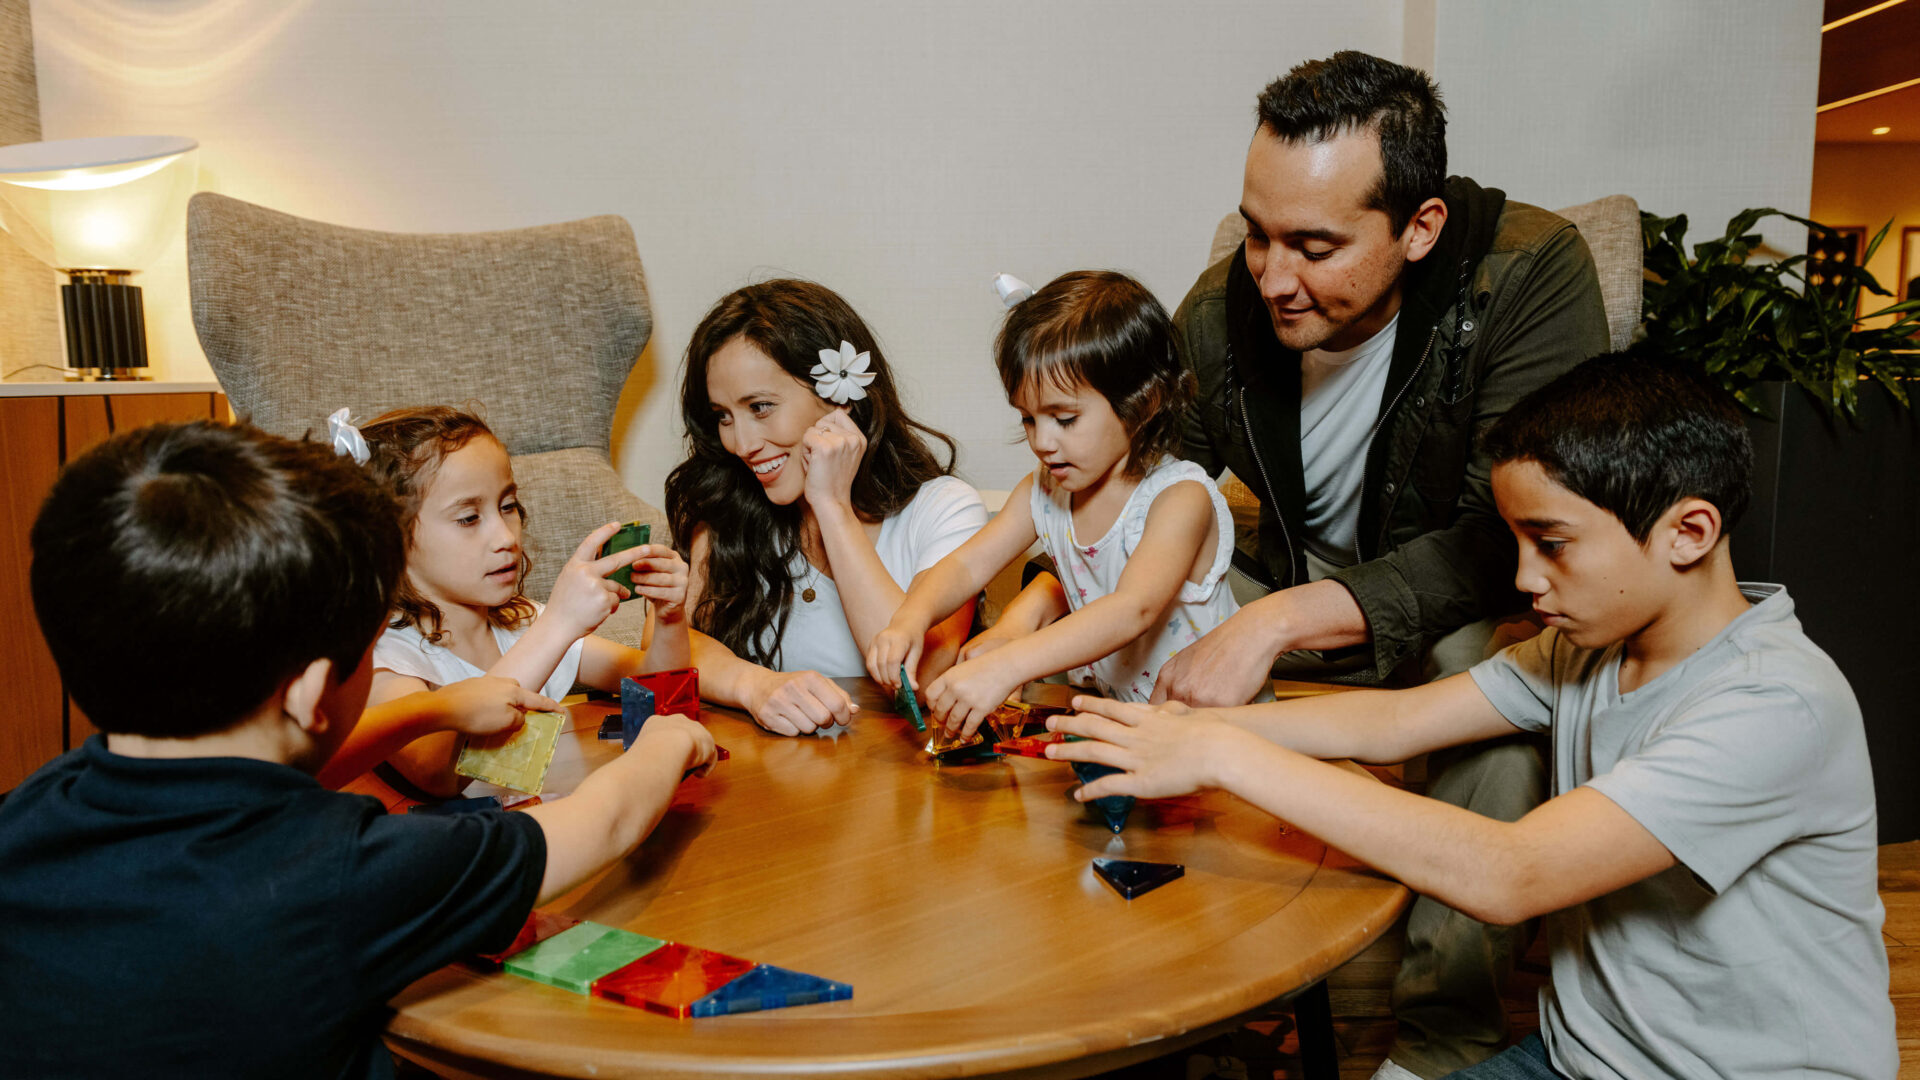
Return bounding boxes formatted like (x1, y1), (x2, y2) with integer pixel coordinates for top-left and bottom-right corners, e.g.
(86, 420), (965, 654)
(61, 270), (150, 381)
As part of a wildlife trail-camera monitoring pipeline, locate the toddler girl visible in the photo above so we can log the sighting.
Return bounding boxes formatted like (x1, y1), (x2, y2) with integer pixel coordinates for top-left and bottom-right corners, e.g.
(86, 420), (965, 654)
(351, 406), (691, 795)
(867, 271), (1241, 735)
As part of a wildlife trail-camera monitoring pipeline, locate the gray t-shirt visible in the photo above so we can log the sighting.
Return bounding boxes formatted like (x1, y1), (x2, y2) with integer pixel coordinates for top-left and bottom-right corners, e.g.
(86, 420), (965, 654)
(1469, 584), (1894, 1080)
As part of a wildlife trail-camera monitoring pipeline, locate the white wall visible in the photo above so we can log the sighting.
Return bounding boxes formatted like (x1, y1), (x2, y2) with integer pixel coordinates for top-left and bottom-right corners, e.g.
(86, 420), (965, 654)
(1432, 0), (1822, 260)
(29, 0), (1400, 505)
(28, 0), (1821, 508)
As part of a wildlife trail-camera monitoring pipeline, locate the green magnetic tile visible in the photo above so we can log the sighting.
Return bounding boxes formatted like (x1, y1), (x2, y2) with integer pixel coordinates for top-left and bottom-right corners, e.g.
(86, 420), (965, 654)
(541, 929), (667, 994)
(502, 922), (616, 984)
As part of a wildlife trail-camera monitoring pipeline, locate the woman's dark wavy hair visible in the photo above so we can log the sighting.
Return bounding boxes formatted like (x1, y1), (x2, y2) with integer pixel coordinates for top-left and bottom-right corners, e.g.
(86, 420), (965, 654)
(995, 270), (1194, 480)
(665, 279), (957, 667)
(359, 405), (536, 644)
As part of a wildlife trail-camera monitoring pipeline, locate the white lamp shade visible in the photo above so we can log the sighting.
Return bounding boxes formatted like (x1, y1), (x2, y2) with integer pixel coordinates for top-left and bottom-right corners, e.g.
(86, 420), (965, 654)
(0, 135), (199, 272)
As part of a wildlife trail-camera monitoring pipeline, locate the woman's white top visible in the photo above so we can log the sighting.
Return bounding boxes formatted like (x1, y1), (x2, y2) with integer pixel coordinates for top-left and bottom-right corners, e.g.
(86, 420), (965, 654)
(1030, 456), (1239, 702)
(373, 600), (585, 702)
(758, 475), (988, 677)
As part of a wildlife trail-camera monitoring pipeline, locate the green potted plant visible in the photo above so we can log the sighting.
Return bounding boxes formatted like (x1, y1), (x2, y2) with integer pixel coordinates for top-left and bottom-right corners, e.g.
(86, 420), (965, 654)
(1639, 208), (1920, 417)
(1640, 208), (1919, 843)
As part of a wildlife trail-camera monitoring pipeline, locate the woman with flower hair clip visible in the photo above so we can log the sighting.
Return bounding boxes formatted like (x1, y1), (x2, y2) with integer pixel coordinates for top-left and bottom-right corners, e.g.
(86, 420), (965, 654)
(668, 279), (988, 736)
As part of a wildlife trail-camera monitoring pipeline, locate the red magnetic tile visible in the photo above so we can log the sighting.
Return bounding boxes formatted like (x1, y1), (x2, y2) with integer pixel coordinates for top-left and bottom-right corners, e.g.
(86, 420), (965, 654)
(994, 731), (1074, 758)
(589, 942), (756, 1017)
(631, 668), (700, 720)
(473, 909), (582, 968)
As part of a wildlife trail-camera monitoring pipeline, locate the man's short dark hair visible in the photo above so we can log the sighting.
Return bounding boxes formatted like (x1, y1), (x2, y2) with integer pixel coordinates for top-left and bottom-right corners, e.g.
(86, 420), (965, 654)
(30, 422), (405, 738)
(1255, 50), (1447, 235)
(1482, 351), (1753, 543)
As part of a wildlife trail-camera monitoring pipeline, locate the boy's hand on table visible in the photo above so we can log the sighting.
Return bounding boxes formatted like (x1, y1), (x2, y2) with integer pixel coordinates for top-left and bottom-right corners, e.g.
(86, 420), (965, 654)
(435, 676), (563, 736)
(622, 544), (689, 622)
(864, 620), (926, 693)
(1045, 696), (1248, 801)
(926, 656), (1019, 737)
(547, 522), (639, 638)
(746, 668), (857, 736)
(634, 712), (717, 777)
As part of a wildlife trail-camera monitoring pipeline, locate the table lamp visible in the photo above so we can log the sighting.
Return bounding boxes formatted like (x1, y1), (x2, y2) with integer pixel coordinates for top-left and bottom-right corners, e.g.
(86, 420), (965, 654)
(0, 135), (199, 381)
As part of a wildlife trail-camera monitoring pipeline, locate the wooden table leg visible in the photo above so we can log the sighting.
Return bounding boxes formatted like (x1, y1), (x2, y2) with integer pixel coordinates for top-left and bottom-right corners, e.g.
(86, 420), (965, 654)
(1293, 978), (1338, 1080)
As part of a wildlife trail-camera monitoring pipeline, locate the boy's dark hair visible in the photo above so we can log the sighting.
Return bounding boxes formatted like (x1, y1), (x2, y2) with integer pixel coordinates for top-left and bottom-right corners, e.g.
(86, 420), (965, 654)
(29, 422), (405, 738)
(995, 270), (1195, 481)
(1255, 50), (1447, 235)
(1482, 350), (1753, 543)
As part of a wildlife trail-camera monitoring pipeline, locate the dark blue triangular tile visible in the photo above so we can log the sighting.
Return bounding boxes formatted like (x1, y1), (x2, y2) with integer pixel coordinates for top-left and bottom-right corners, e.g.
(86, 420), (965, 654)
(1092, 857), (1184, 899)
(687, 963), (853, 1017)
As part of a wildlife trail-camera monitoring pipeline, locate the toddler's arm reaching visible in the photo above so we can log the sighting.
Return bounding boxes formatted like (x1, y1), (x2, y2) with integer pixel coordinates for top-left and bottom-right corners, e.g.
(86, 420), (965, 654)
(866, 474), (1044, 692)
(320, 676), (561, 790)
(923, 479), (1215, 735)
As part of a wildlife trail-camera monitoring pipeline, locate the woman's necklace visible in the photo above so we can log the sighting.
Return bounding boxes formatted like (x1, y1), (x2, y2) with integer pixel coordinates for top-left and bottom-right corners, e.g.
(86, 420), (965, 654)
(798, 513), (827, 603)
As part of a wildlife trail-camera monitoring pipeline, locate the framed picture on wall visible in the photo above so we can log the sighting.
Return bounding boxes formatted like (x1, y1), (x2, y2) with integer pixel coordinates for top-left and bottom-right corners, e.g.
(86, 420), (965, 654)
(1806, 226), (1866, 312)
(1901, 227), (1920, 305)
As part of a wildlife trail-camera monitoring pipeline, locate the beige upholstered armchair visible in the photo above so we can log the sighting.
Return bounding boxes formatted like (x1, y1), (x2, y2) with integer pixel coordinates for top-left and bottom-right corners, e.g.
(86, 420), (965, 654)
(187, 193), (665, 646)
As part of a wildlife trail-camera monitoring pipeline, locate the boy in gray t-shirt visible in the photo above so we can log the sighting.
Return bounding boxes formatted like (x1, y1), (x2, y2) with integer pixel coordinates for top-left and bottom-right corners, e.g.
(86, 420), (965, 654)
(1045, 352), (1896, 1080)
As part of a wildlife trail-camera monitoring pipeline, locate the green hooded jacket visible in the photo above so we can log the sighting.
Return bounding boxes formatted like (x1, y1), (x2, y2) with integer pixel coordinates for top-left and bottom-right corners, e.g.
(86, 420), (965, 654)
(1172, 176), (1610, 682)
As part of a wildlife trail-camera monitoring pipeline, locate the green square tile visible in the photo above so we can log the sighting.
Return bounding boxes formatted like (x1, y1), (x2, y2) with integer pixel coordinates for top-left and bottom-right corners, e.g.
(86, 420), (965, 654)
(504, 923), (666, 994)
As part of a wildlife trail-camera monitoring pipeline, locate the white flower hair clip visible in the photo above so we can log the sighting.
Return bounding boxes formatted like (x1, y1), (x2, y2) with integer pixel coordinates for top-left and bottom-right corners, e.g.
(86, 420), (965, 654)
(993, 273), (1034, 308)
(327, 407), (370, 465)
(811, 340), (876, 404)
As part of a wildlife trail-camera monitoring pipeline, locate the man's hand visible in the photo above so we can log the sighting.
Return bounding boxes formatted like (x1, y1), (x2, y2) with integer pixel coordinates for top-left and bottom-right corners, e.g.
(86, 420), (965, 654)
(746, 668), (858, 736)
(1045, 696), (1248, 801)
(434, 676), (564, 736)
(1151, 602), (1282, 706)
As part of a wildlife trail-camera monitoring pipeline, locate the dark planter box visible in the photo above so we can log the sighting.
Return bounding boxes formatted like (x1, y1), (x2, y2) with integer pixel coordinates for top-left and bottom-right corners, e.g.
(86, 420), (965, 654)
(1730, 380), (1920, 843)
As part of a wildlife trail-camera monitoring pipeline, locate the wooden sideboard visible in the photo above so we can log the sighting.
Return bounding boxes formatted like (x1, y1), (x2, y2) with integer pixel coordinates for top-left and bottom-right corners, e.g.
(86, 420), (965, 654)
(0, 383), (228, 791)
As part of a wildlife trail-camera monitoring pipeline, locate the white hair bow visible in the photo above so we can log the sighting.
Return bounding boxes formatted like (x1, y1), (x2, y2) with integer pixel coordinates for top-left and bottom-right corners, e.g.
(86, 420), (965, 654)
(992, 273), (1034, 308)
(811, 340), (876, 404)
(327, 407), (370, 465)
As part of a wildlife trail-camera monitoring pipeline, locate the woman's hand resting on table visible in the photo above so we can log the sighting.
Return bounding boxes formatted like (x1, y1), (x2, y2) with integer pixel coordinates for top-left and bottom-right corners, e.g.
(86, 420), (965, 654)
(744, 667), (858, 736)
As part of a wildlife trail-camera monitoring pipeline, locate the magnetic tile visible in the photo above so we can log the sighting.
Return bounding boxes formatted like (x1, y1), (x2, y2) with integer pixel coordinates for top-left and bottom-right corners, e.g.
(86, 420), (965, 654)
(456, 710), (564, 794)
(590, 942), (757, 1017)
(629, 667), (700, 720)
(407, 795), (502, 815)
(598, 521), (650, 597)
(687, 963), (854, 1017)
(894, 665), (926, 732)
(932, 742), (1003, 765)
(473, 909), (582, 968)
(505, 924), (665, 995)
(598, 715), (623, 741)
(922, 726), (983, 757)
(619, 679), (656, 751)
(993, 731), (1083, 758)
(984, 704), (1030, 746)
(1071, 761), (1135, 833)
(1092, 858), (1184, 899)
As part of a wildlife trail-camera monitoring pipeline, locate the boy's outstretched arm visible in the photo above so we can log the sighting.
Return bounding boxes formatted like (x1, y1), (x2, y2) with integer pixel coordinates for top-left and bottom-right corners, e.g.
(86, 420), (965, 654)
(324, 674), (562, 791)
(1048, 695), (1676, 926)
(865, 474), (1045, 690)
(521, 713), (715, 903)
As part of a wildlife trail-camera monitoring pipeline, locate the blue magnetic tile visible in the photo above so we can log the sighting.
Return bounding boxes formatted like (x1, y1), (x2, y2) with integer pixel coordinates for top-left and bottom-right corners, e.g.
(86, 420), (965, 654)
(1070, 761), (1135, 833)
(688, 963), (853, 1017)
(620, 678), (656, 751)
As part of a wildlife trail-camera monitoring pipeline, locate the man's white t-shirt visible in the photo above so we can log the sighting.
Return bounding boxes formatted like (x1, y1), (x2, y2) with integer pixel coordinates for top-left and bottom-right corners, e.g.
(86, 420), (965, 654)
(373, 600), (585, 703)
(757, 475), (987, 677)
(1299, 313), (1398, 567)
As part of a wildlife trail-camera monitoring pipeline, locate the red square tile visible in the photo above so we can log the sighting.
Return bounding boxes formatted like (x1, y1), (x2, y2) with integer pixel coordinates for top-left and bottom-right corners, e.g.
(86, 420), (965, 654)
(589, 942), (756, 1017)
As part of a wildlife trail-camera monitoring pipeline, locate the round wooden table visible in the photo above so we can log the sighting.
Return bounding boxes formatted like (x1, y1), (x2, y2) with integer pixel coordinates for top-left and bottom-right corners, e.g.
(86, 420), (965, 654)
(386, 680), (1409, 1079)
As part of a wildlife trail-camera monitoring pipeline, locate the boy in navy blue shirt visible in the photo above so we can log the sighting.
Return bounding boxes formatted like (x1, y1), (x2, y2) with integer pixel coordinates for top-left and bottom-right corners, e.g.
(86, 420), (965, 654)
(0, 422), (714, 1079)
(1049, 354), (1895, 1079)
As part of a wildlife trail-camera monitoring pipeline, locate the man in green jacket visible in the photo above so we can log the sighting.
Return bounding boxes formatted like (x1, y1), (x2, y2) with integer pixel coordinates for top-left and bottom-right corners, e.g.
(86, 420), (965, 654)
(1157, 52), (1609, 1079)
